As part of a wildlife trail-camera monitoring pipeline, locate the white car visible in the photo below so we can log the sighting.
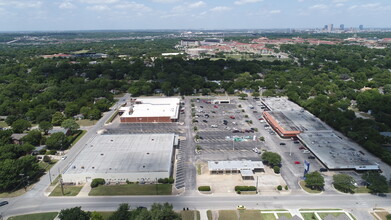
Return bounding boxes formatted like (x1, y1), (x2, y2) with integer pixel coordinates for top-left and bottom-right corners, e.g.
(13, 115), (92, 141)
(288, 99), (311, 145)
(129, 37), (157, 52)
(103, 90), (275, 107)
(61, 155), (67, 160)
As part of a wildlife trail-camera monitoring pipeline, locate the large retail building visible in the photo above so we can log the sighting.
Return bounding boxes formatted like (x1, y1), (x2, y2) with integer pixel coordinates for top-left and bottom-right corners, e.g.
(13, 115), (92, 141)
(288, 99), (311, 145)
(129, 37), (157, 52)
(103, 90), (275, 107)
(62, 133), (178, 184)
(119, 97), (180, 123)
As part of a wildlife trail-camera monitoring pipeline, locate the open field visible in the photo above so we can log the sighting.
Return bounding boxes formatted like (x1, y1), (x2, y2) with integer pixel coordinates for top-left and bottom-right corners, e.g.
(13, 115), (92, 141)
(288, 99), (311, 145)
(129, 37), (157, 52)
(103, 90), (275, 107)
(218, 210), (238, 220)
(239, 210), (262, 220)
(181, 210), (200, 220)
(89, 184), (172, 196)
(49, 184), (83, 196)
(0, 121), (7, 127)
(8, 212), (58, 220)
(76, 119), (98, 126)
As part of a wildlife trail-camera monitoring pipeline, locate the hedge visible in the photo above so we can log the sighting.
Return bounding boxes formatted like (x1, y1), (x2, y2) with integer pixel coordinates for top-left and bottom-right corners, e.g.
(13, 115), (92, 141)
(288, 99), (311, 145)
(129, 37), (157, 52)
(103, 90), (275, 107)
(198, 186), (211, 191)
(91, 178), (105, 188)
(235, 186), (257, 192)
(158, 177), (174, 184)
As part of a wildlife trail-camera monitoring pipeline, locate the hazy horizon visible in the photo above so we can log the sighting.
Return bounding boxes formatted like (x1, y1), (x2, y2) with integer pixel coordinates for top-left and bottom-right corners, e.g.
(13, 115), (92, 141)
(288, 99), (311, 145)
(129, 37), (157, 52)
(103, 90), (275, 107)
(0, 0), (390, 31)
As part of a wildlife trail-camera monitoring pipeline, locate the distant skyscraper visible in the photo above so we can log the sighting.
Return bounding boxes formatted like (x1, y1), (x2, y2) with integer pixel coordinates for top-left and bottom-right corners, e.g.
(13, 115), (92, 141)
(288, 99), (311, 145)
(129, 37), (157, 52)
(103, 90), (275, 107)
(359, 25), (364, 30)
(328, 24), (333, 32)
(340, 24), (344, 30)
(324, 25), (328, 30)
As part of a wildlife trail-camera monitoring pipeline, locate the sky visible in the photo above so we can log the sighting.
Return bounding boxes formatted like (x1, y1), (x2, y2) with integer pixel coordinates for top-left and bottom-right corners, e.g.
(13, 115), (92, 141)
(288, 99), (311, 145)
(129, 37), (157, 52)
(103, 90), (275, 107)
(0, 0), (390, 31)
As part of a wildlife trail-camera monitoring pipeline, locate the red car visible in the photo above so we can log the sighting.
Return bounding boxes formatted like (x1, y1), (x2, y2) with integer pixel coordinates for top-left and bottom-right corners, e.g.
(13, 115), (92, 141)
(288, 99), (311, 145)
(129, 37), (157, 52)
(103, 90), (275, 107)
(230, 116), (235, 119)
(214, 105), (218, 108)
(294, 161), (301, 164)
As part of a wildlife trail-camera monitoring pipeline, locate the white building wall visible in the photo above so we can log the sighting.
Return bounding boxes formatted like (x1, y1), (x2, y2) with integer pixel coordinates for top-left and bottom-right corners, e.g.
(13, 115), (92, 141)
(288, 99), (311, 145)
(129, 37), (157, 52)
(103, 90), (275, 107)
(62, 171), (170, 185)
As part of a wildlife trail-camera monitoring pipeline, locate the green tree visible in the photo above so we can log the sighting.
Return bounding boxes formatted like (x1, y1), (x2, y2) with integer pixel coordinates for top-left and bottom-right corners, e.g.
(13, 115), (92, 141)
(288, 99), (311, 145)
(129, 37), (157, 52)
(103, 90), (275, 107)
(109, 203), (131, 220)
(39, 121), (53, 135)
(61, 119), (80, 132)
(45, 132), (69, 150)
(150, 203), (181, 220)
(52, 112), (65, 126)
(238, 93), (248, 100)
(58, 207), (91, 220)
(88, 108), (101, 120)
(305, 171), (325, 191)
(90, 212), (104, 220)
(362, 172), (389, 194)
(21, 129), (42, 146)
(333, 174), (356, 193)
(261, 151), (282, 167)
(252, 91), (260, 98)
(11, 119), (31, 133)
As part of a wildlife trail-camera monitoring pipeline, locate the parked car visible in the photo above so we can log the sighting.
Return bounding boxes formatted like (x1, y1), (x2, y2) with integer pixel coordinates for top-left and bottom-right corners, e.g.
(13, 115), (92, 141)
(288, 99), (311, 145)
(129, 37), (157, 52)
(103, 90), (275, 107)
(294, 141), (300, 144)
(214, 105), (218, 108)
(198, 136), (204, 140)
(193, 120), (198, 123)
(279, 143), (286, 146)
(319, 168), (328, 172)
(230, 116), (235, 119)
(232, 130), (241, 133)
(299, 146), (306, 150)
(61, 155), (67, 160)
(245, 129), (254, 133)
(211, 125), (218, 128)
(0, 201), (8, 207)
(202, 120), (208, 123)
(211, 111), (216, 113)
(294, 161), (300, 164)
(308, 156), (316, 159)
(237, 205), (246, 210)
(200, 106), (203, 108)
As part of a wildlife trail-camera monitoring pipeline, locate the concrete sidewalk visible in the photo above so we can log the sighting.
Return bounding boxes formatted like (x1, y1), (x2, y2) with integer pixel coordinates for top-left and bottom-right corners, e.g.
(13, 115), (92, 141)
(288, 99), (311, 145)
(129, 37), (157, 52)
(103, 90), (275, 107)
(76, 183), (91, 197)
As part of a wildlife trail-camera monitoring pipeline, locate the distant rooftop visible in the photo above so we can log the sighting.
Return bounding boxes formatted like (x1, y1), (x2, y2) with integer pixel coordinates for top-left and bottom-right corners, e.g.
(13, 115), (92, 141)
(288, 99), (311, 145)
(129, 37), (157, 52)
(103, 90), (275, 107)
(208, 160), (264, 171)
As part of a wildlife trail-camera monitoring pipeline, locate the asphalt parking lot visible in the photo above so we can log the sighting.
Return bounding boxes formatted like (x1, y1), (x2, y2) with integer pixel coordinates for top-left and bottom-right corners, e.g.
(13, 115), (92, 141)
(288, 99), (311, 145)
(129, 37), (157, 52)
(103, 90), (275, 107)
(192, 98), (264, 161)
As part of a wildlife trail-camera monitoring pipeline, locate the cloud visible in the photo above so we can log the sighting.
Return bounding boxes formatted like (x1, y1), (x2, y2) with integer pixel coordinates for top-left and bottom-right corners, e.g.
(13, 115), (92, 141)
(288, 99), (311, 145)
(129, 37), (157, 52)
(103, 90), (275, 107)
(80, 0), (119, 4)
(86, 5), (110, 11)
(332, 0), (349, 3)
(210, 6), (231, 12)
(59, 1), (76, 9)
(309, 4), (328, 10)
(269, 9), (281, 14)
(114, 2), (151, 11)
(234, 0), (262, 5)
(0, 1), (42, 8)
(188, 1), (206, 8)
(151, 0), (180, 3)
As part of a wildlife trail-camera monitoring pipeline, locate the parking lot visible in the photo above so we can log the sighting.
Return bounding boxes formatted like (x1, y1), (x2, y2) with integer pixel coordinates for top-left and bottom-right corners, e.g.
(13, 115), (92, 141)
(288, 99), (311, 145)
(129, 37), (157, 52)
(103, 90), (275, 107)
(192, 98), (264, 161)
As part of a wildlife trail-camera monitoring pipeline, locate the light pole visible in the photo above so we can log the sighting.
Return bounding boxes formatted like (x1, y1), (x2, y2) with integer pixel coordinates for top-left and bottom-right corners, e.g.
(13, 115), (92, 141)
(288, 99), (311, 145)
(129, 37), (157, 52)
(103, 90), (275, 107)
(290, 137), (293, 156)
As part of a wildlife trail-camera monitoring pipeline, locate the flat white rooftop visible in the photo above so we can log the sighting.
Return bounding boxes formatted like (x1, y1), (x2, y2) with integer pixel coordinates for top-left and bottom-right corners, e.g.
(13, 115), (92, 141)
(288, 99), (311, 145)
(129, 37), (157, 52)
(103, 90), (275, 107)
(120, 97), (180, 119)
(64, 133), (176, 175)
(208, 160), (264, 171)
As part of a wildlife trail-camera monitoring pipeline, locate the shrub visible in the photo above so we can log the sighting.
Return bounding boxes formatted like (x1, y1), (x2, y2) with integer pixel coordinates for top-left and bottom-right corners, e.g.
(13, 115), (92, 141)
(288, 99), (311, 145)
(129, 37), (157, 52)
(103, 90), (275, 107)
(277, 185), (282, 191)
(198, 186), (211, 191)
(91, 178), (105, 188)
(238, 105), (242, 108)
(158, 177), (174, 184)
(43, 155), (51, 163)
(39, 149), (47, 155)
(235, 186), (257, 192)
(273, 166), (280, 174)
(49, 150), (57, 155)
(285, 185), (288, 190)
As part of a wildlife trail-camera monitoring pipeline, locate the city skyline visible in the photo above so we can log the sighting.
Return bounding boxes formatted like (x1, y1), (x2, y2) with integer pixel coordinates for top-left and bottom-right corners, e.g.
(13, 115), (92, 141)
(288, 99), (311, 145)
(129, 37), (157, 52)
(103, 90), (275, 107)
(0, 0), (390, 31)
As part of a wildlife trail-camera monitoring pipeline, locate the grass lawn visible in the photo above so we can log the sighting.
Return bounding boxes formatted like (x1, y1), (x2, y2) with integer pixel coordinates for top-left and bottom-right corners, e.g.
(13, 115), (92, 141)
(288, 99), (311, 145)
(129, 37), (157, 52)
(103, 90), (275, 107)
(374, 211), (391, 220)
(0, 121), (7, 128)
(8, 212), (58, 220)
(299, 181), (322, 194)
(218, 210), (238, 220)
(207, 210), (213, 220)
(106, 110), (119, 124)
(38, 160), (58, 172)
(318, 213), (345, 218)
(49, 184), (83, 196)
(301, 213), (319, 220)
(277, 213), (293, 218)
(89, 184), (172, 196)
(261, 213), (277, 220)
(76, 119), (98, 126)
(0, 185), (34, 198)
(95, 211), (114, 220)
(239, 210), (262, 220)
(181, 210), (200, 220)
(70, 130), (87, 146)
(354, 186), (370, 193)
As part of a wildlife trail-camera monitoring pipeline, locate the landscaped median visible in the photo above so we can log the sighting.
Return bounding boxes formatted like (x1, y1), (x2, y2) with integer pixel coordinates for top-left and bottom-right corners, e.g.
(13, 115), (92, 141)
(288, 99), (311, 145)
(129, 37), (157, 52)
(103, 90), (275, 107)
(8, 212), (58, 220)
(89, 183), (172, 196)
(49, 184), (83, 196)
(235, 186), (257, 194)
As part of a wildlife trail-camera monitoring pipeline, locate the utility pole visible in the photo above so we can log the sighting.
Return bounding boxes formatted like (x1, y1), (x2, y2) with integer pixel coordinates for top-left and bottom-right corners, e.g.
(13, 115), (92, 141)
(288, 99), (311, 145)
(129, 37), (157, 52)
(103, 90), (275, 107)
(48, 169), (52, 185)
(60, 178), (65, 196)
